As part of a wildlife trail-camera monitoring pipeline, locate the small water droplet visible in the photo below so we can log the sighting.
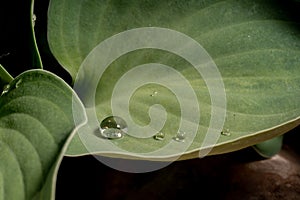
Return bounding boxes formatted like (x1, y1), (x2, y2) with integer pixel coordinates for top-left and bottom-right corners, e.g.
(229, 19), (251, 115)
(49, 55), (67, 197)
(99, 116), (127, 139)
(153, 132), (165, 141)
(173, 131), (185, 142)
(15, 79), (22, 88)
(150, 91), (158, 97)
(1, 84), (10, 95)
(221, 128), (231, 136)
(32, 14), (36, 26)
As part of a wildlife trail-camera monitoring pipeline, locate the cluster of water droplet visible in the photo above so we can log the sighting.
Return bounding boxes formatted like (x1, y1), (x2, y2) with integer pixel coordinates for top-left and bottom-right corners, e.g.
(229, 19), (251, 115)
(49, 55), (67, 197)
(98, 115), (187, 142)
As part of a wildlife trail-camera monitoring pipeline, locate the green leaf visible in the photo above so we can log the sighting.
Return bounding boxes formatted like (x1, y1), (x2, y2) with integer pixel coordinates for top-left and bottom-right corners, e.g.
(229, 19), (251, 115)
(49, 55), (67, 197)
(48, 0), (300, 160)
(0, 70), (86, 199)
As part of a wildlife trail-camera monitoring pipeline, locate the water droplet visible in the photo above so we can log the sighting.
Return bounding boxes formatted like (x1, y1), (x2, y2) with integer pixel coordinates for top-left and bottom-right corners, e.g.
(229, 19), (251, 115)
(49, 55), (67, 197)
(221, 128), (230, 136)
(1, 84), (10, 96)
(15, 79), (22, 88)
(150, 91), (158, 97)
(32, 14), (36, 26)
(153, 132), (165, 141)
(173, 131), (185, 142)
(99, 116), (127, 139)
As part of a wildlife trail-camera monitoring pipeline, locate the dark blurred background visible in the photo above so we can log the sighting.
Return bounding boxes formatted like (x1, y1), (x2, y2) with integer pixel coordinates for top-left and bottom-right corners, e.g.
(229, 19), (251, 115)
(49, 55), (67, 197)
(56, 126), (300, 200)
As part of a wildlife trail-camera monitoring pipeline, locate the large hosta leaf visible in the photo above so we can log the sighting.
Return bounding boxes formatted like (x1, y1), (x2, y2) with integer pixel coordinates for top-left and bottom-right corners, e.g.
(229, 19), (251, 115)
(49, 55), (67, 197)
(48, 0), (300, 160)
(0, 70), (86, 199)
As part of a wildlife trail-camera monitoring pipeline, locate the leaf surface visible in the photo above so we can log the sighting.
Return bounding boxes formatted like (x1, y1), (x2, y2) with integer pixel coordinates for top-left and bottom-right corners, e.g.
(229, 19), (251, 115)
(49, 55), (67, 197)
(48, 0), (300, 159)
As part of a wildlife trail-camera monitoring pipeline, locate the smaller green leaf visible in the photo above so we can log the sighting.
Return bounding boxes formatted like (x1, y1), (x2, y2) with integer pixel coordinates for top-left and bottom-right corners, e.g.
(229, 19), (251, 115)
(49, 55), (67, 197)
(253, 135), (284, 158)
(0, 70), (86, 199)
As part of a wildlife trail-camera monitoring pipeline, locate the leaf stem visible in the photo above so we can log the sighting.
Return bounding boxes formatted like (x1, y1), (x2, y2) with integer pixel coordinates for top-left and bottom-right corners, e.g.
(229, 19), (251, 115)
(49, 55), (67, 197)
(30, 0), (43, 69)
(0, 64), (13, 88)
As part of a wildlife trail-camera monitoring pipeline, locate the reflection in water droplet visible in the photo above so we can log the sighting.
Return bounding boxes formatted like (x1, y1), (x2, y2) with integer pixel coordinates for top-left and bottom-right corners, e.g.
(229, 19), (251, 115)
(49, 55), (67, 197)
(153, 132), (165, 141)
(1, 84), (10, 95)
(150, 91), (158, 97)
(100, 128), (124, 139)
(173, 131), (185, 142)
(221, 128), (230, 136)
(99, 116), (127, 139)
(15, 79), (22, 88)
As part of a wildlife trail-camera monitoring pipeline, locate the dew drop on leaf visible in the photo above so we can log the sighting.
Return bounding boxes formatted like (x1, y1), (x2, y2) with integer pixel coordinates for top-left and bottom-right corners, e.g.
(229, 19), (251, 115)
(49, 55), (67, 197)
(221, 128), (231, 136)
(32, 14), (36, 26)
(153, 132), (165, 141)
(150, 91), (158, 97)
(1, 84), (10, 95)
(173, 131), (186, 142)
(99, 116), (127, 139)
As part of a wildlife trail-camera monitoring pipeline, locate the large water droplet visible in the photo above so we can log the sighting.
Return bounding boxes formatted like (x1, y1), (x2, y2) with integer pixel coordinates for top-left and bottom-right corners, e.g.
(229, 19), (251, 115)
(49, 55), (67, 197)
(99, 116), (127, 139)
(173, 131), (185, 142)
(153, 132), (165, 141)
(1, 84), (10, 96)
